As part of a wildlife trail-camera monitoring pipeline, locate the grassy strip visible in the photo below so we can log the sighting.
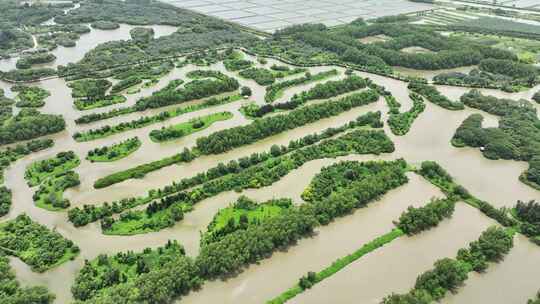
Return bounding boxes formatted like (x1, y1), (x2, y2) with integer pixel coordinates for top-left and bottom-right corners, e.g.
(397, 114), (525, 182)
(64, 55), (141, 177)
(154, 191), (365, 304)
(73, 94), (241, 140)
(268, 229), (404, 304)
(93, 151), (195, 189)
(74, 95), (126, 111)
(87, 137), (141, 162)
(149, 111), (233, 142)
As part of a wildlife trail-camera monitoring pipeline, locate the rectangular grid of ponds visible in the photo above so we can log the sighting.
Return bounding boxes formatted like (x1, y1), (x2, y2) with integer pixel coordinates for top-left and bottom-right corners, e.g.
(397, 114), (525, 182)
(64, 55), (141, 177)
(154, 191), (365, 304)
(162, 0), (435, 32)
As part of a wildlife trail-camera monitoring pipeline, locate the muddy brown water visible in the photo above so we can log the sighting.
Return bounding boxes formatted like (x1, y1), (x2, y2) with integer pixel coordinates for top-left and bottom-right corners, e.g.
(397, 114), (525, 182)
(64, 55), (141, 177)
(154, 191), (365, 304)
(0, 49), (538, 303)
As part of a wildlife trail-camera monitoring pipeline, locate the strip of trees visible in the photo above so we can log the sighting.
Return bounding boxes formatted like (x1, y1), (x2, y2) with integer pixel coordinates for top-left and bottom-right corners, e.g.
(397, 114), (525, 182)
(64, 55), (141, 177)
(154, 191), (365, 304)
(196, 89), (379, 154)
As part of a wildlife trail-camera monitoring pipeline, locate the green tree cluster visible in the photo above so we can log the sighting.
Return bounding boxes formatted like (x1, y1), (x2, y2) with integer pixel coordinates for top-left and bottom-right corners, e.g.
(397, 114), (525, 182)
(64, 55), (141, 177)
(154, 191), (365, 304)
(0, 214), (79, 272)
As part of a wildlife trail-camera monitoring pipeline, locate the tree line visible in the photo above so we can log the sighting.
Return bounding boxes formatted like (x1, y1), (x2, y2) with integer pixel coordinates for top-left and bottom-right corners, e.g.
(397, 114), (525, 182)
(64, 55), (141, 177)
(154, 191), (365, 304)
(0, 108), (65, 146)
(243, 74), (370, 118)
(196, 89), (379, 155)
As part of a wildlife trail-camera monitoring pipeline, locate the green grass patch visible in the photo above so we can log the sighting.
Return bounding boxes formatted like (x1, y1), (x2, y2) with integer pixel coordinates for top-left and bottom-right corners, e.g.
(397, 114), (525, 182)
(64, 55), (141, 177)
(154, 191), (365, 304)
(74, 95), (126, 110)
(74, 94), (241, 141)
(149, 111), (233, 142)
(11, 85), (50, 108)
(265, 69), (339, 103)
(202, 196), (292, 245)
(24, 151), (80, 187)
(33, 171), (80, 211)
(0, 214), (79, 272)
(87, 137), (141, 162)
(103, 203), (193, 235)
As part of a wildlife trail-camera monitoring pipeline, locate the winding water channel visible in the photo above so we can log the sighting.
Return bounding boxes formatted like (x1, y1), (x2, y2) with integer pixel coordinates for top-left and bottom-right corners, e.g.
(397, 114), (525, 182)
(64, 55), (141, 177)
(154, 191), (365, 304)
(0, 29), (538, 303)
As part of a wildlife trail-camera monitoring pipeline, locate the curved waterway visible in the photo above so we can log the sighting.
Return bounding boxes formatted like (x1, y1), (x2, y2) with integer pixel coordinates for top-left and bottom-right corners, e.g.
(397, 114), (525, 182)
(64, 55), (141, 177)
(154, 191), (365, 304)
(0, 49), (537, 304)
(0, 23), (177, 72)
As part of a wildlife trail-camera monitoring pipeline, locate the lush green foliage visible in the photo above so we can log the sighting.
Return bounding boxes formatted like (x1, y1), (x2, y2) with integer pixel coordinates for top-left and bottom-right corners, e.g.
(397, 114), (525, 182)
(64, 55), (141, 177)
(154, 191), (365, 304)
(72, 240), (187, 301)
(24, 151), (80, 187)
(68, 111), (383, 226)
(110, 76), (142, 94)
(479, 59), (538, 85)
(434, 67), (533, 92)
(0, 214), (79, 272)
(197, 160), (408, 277)
(72, 250), (200, 304)
(74, 95), (126, 111)
(201, 196), (293, 245)
(387, 93), (425, 135)
(0, 108), (65, 145)
(252, 22), (525, 77)
(91, 90), (378, 189)
(149, 111), (233, 142)
(11, 85), (50, 108)
(396, 198), (455, 235)
(515, 200), (540, 245)
(130, 27), (154, 44)
(0, 138), (53, 216)
(90, 21), (120, 30)
(74, 76), (240, 141)
(102, 129), (395, 235)
(238, 66), (306, 85)
(0, 254), (54, 304)
(455, 90), (540, 188)
(196, 89), (379, 154)
(135, 71), (238, 111)
(223, 58), (253, 71)
(408, 82), (464, 110)
(87, 137), (141, 162)
(382, 226), (513, 303)
(72, 157), (407, 303)
(265, 69), (338, 103)
(1, 67), (57, 82)
(33, 171), (80, 211)
(418, 161), (517, 228)
(15, 53), (56, 69)
(75, 92), (238, 128)
(68, 79), (112, 99)
(244, 74), (370, 118)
